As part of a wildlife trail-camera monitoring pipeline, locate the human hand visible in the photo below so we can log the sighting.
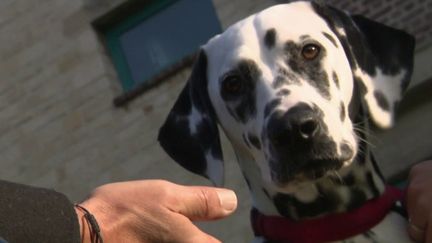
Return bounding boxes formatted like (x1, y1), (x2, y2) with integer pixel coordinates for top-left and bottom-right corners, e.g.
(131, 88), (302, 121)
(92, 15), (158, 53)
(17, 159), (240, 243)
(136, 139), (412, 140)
(406, 160), (432, 243)
(75, 180), (237, 243)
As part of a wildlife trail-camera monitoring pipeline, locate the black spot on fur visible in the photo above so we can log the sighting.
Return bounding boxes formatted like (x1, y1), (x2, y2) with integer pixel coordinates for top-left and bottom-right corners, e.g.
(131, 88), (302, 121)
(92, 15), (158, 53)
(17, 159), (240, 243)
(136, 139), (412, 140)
(355, 76), (368, 94)
(278, 67), (298, 80)
(332, 71), (340, 89)
(242, 133), (251, 149)
(272, 76), (287, 89)
(373, 90), (390, 111)
(363, 230), (378, 241)
(323, 32), (338, 47)
(349, 78), (363, 121)
(340, 101), (346, 121)
(347, 188), (367, 210)
(276, 89), (290, 97)
(300, 34), (311, 40)
(285, 41), (330, 99)
(264, 28), (277, 49)
(262, 188), (271, 199)
(272, 68), (299, 89)
(370, 153), (385, 181)
(350, 17), (414, 96)
(353, 15), (415, 76)
(225, 104), (238, 121)
(195, 120), (219, 152)
(311, 2), (377, 76)
(244, 175), (251, 189)
(160, 119), (210, 175)
(158, 52), (223, 179)
(343, 172), (356, 185)
(221, 59), (261, 123)
(355, 127), (367, 165)
(366, 171), (381, 197)
(313, 2), (414, 99)
(273, 187), (341, 219)
(248, 133), (262, 150)
(168, 83), (193, 116)
(264, 98), (282, 118)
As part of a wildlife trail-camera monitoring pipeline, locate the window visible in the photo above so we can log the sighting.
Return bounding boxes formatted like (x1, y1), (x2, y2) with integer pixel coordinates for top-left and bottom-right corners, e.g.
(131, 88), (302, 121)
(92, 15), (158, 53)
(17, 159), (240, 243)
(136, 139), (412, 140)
(96, 0), (222, 100)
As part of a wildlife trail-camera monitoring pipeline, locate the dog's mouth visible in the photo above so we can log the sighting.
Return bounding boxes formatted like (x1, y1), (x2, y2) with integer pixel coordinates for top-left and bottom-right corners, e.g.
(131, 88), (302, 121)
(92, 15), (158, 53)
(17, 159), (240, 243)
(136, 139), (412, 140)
(267, 136), (356, 186)
(295, 158), (345, 179)
(270, 156), (351, 187)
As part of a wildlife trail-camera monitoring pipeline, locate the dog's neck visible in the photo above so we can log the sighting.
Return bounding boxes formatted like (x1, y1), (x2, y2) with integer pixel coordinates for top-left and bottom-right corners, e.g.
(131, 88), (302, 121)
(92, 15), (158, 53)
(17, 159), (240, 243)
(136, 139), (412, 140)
(237, 146), (386, 220)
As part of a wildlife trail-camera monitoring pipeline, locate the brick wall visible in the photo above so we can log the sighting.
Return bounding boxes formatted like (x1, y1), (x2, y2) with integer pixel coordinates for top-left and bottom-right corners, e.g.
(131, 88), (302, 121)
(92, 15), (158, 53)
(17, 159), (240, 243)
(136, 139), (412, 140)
(325, 0), (432, 51)
(0, 0), (275, 242)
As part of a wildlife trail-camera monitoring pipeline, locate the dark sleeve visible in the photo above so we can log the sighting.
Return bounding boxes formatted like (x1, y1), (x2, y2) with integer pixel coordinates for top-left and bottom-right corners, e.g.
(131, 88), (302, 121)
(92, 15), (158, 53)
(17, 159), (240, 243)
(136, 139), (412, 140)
(0, 180), (80, 243)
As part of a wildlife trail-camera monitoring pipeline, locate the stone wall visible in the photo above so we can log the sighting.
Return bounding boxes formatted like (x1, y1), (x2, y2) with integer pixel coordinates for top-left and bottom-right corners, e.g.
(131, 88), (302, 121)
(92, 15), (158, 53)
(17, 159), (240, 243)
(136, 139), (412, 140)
(0, 0), (275, 241)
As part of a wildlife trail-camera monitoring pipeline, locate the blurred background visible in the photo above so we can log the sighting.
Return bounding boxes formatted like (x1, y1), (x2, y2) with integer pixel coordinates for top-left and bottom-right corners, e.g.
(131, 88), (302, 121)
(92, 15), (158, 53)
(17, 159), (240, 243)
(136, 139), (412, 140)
(0, 0), (431, 242)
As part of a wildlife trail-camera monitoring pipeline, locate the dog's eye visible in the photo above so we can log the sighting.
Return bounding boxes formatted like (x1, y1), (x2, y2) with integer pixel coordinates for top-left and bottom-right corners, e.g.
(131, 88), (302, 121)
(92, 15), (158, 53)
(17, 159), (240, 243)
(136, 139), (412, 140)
(301, 44), (320, 60)
(222, 75), (243, 94)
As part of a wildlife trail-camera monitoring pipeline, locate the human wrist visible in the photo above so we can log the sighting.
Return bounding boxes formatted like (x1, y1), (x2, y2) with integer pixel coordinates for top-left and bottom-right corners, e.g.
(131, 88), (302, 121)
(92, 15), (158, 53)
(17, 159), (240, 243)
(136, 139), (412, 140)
(75, 205), (92, 243)
(75, 202), (105, 243)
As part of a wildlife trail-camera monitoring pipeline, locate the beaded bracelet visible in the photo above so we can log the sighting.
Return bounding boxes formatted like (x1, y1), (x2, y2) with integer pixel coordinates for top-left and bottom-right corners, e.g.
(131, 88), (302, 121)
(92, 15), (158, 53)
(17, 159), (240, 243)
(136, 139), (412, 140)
(75, 204), (104, 243)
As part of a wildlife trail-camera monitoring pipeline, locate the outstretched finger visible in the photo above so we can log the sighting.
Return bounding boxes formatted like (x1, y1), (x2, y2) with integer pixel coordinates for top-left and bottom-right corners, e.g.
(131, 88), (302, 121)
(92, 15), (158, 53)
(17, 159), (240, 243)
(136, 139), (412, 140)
(168, 185), (237, 221)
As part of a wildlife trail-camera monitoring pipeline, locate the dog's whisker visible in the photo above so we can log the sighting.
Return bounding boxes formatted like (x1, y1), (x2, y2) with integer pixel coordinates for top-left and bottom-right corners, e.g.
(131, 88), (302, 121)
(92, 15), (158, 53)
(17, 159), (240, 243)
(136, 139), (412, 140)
(354, 135), (375, 148)
(352, 127), (376, 148)
(330, 171), (344, 185)
(353, 126), (376, 139)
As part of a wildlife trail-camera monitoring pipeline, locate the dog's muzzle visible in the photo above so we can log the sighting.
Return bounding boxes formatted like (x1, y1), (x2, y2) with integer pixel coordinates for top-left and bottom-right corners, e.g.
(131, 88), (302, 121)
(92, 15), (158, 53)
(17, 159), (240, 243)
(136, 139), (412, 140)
(265, 103), (353, 184)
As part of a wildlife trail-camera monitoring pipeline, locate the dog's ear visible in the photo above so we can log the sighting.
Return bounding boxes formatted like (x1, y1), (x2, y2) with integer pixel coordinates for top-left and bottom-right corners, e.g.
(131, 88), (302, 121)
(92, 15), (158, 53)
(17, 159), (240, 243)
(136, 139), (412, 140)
(350, 16), (415, 128)
(313, 3), (415, 128)
(158, 50), (224, 186)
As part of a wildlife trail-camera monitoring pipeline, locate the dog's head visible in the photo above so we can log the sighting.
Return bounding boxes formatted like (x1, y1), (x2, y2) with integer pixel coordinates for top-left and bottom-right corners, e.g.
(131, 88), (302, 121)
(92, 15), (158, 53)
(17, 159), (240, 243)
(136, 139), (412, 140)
(158, 2), (414, 191)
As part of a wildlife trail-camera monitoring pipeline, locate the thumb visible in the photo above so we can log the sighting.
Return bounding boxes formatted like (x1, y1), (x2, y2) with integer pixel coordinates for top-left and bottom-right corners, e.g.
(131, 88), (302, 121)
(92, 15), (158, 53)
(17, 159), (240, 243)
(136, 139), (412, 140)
(170, 186), (237, 221)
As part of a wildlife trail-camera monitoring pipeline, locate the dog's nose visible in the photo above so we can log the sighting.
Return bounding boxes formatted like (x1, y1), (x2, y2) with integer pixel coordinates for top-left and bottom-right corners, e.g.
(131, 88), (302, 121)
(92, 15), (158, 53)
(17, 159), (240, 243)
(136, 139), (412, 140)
(297, 117), (319, 139)
(267, 104), (321, 148)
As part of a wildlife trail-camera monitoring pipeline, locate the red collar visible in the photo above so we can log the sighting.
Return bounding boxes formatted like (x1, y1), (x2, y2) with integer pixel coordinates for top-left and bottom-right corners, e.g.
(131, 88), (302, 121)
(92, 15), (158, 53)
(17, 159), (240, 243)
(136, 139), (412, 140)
(251, 186), (403, 243)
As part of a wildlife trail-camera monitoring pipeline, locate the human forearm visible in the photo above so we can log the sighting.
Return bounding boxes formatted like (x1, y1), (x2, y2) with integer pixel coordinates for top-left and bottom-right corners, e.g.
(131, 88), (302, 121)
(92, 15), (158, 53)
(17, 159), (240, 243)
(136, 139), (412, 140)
(0, 180), (80, 243)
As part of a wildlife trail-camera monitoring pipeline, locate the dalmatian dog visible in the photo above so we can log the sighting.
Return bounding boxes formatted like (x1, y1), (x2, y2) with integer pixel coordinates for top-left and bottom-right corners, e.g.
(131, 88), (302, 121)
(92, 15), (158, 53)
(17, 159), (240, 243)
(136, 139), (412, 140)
(159, 1), (415, 242)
